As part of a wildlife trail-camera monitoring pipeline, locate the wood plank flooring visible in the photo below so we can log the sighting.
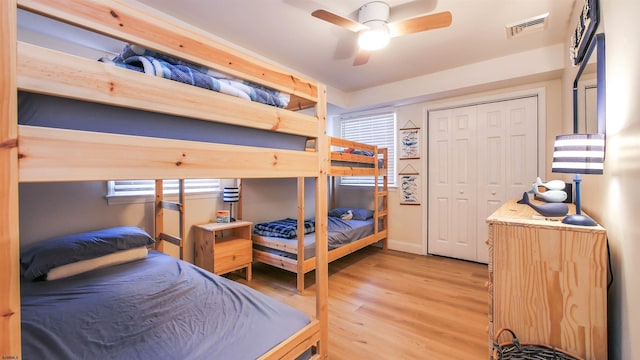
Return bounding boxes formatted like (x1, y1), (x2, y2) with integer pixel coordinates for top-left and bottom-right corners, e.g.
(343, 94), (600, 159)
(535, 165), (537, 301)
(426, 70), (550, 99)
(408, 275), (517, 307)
(230, 247), (490, 360)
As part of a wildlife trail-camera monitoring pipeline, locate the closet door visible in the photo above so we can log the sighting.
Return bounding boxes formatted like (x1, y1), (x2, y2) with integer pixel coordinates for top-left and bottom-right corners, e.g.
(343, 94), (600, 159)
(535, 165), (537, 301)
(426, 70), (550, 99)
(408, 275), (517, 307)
(428, 96), (538, 263)
(428, 106), (477, 261)
(476, 97), (538, 263)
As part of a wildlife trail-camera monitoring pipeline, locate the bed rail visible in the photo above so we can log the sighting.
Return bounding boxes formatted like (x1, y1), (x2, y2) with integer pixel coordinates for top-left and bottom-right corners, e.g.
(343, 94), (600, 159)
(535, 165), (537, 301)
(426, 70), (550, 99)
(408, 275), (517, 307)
(330, 137), (378, 166)
(17, 42), (319, 138)
(18, 126), (319, 182)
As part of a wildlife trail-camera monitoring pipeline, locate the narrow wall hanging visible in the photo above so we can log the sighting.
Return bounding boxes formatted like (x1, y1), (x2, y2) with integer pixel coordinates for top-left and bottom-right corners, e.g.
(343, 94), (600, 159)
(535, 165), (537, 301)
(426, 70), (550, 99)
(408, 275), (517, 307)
(399, 120), (420, 159)
(399, 164), (420, 205)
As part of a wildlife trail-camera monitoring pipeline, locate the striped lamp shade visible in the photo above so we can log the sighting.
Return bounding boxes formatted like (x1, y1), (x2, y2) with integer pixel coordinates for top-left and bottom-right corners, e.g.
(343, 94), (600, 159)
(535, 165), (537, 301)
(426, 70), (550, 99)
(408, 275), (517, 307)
(223, 186), (239, 203)
(552, 134), (605, 175)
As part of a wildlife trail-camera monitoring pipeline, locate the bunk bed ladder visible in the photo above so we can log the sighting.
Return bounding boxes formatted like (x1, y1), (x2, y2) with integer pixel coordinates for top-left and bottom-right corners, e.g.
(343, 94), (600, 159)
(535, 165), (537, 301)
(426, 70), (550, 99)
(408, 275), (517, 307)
(376, 148), (389, 249)
(155, 179), (185, 260)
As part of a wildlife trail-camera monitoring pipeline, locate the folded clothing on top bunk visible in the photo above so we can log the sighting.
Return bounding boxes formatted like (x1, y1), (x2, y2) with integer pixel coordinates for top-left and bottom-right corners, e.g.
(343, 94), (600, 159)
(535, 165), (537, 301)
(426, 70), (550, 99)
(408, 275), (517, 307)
(100, 44), (290, 108)
(340, 148), (375, 156)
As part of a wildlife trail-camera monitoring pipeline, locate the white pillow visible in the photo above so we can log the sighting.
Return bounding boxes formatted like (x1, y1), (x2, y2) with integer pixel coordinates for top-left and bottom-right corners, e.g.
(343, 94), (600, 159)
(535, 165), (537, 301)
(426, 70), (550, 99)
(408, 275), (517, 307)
(47, 246), (148, 281)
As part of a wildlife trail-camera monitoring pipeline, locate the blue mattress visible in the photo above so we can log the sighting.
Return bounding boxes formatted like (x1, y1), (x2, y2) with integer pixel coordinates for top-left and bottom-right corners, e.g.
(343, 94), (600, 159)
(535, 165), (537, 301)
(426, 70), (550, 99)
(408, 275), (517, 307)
(21, 251), (311, 360)
(18, 92), (307, 151)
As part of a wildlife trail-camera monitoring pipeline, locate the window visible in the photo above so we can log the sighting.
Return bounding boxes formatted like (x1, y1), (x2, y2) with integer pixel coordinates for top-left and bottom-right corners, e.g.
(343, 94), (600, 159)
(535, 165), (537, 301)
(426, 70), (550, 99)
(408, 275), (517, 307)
(339, 110), (396, 186)
(107, 179), (220, 203)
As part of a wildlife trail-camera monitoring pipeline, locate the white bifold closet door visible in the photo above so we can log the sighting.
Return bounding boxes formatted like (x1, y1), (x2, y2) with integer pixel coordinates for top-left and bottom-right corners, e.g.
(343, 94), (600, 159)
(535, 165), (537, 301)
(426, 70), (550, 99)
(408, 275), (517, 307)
(428, 96), (538, 263)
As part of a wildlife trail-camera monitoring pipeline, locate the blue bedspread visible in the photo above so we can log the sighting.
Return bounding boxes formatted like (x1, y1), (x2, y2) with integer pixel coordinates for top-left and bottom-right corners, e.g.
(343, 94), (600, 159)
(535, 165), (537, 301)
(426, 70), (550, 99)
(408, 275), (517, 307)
(254, 218), (316, 239)
(100, 44), (290, 108)
(21, 251), (311, 360)
(254, 217), (375, 260)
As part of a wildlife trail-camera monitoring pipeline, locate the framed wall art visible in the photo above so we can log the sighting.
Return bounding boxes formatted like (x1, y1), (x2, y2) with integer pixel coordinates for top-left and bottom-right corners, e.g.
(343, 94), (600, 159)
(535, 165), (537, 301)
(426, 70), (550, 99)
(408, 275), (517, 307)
(400, 174), (420, 205)
(399, 164), (420, 205)
(399, 121), (420, 159)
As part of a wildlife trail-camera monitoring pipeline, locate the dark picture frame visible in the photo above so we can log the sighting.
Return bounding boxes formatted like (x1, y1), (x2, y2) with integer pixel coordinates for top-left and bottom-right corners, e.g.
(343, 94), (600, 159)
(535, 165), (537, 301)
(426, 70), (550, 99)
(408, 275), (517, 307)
(573, 33), (605, 136)
(570, 0), (600, 66)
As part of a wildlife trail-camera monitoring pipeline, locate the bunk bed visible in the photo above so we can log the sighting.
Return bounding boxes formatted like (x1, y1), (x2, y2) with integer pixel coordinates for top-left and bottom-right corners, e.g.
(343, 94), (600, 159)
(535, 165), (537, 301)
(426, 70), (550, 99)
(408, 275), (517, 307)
(252, 137), (388, 293)
(1, 0), (328, 359)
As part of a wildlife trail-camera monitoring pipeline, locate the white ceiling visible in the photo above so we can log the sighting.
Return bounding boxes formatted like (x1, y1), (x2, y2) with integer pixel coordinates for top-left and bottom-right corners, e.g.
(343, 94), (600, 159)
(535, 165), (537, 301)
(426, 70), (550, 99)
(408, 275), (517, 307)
(131, 0), (577, 93)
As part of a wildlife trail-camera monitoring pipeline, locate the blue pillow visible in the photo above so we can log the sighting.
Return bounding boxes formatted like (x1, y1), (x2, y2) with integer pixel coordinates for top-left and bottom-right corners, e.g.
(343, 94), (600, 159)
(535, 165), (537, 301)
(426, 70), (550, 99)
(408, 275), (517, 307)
(20, 226), (155, 281)
(327, 208), (374, 221)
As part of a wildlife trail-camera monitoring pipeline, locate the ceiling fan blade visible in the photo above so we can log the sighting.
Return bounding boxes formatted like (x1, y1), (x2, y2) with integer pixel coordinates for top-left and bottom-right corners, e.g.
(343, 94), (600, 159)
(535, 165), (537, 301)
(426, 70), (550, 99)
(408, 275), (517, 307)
(388, 11), (452, 37)
(312, 9), (367, 33)
(353, 48), (371, 66)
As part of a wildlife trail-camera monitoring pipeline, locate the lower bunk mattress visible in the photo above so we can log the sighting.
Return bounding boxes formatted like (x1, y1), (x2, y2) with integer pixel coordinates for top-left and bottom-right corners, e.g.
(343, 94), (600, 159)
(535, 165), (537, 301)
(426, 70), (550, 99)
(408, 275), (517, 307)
(21, 250), (311, 360)
(253, 217), (375, 260)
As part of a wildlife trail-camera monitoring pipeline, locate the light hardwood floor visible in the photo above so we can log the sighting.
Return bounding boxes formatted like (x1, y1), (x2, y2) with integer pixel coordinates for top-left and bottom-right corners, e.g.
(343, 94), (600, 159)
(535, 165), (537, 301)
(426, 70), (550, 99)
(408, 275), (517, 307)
(231, 246), (490, 360)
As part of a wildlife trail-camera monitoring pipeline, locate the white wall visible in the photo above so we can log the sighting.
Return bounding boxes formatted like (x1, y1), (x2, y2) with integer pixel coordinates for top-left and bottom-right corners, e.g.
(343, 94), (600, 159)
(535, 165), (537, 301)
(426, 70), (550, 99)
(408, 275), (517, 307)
(330, 44), (565, 113)
(573, 0), (640, 358)
(241, 177), (317, 224)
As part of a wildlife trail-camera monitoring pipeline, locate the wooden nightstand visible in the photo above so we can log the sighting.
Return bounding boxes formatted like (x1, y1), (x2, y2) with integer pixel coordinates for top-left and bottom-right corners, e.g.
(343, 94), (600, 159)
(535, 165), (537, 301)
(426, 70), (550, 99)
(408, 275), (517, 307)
(194, 220), (253, 280)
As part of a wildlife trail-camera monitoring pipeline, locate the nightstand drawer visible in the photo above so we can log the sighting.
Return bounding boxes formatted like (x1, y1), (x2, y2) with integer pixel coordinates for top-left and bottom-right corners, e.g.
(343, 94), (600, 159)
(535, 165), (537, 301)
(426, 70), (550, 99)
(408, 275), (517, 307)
(213, 238), (252, 274)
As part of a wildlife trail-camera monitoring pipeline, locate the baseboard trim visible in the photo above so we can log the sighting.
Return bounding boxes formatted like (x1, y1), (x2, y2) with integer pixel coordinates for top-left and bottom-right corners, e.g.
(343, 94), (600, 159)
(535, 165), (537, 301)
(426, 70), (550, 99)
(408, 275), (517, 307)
(386, 239), (424, 255)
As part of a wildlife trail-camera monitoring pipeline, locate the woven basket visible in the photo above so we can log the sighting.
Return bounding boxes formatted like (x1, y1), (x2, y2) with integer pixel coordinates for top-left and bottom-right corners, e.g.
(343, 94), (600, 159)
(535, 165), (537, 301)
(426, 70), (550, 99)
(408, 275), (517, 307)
(492, 328), (583, 360)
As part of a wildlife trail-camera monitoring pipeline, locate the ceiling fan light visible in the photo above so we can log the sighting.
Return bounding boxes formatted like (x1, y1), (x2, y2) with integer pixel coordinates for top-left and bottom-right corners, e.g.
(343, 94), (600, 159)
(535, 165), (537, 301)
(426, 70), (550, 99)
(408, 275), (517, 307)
(358, 21), (390, 51)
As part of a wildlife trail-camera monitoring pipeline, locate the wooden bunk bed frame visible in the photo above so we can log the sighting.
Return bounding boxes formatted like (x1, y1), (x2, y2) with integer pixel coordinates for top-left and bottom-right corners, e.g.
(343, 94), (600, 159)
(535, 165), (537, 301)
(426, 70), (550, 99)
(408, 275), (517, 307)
(253, 137), (388, 293)
(0, 0), (328, 358)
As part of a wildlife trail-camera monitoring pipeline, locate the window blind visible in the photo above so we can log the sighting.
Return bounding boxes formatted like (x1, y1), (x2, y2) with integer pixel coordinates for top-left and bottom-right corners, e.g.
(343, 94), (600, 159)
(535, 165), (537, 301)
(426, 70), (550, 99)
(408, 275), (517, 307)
(108, 179), (220, 197)
(339, 111), (396, 186)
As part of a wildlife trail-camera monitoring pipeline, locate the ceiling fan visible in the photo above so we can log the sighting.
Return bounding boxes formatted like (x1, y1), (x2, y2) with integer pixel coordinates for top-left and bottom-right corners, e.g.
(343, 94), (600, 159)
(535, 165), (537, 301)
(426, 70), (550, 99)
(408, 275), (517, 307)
(312, 1), (452, 66)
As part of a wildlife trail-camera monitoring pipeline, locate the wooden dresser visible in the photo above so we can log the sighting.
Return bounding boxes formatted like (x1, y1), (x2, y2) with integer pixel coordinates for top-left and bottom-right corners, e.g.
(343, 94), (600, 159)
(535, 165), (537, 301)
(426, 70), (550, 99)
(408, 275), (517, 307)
(486, 199), (607, 359)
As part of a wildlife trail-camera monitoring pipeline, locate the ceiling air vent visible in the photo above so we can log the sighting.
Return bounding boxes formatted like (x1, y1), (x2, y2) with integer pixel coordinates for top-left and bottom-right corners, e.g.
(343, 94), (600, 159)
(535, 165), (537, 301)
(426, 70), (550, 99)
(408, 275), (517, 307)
(506, 13), (549, 38)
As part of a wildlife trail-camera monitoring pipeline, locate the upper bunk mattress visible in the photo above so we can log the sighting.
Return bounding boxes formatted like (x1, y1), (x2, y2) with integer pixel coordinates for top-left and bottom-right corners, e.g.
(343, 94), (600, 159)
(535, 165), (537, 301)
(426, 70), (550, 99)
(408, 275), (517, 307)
(21, 250), (311, 360)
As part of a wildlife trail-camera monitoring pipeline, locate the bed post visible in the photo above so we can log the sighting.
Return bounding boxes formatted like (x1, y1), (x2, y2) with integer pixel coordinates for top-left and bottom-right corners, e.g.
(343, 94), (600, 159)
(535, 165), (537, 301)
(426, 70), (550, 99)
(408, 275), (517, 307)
(296, 177), (306, 293)
(315, 85), (329, 358)
(379, 148), (389, 250)
(0, 0), (21, 358)
(330, 177), (337, 209)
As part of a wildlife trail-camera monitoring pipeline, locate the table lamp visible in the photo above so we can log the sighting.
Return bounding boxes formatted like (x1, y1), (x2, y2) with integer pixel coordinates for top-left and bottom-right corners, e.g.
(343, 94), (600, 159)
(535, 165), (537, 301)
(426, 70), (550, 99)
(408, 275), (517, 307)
(223, 186), (239, 222)
(551, 133), (605, 226)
